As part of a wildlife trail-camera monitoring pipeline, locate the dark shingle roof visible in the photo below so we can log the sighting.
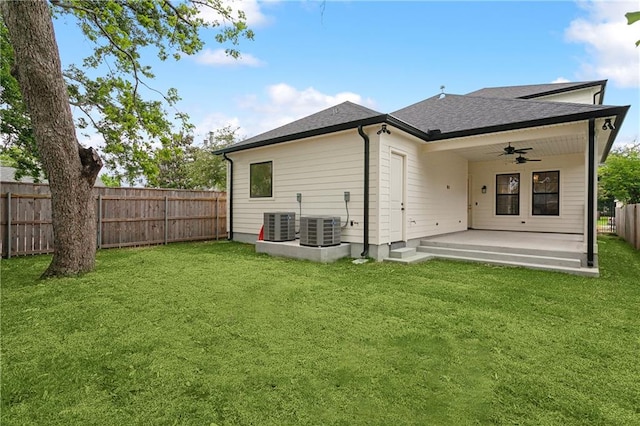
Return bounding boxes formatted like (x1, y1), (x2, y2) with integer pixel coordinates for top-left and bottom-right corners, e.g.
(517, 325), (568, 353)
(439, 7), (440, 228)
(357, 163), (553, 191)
(391, 93), (620, 137)
(216, 80), (627, 155)
(466, 80), (606, 100)
(219, 101), (384, 153)
(0, 166), (42, 183)
(0, 165), (106, 186)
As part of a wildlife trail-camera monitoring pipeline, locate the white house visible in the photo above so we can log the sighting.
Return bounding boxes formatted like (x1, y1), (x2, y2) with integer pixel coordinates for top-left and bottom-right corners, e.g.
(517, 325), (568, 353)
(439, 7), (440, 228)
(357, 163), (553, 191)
(215, 81), (629, 275)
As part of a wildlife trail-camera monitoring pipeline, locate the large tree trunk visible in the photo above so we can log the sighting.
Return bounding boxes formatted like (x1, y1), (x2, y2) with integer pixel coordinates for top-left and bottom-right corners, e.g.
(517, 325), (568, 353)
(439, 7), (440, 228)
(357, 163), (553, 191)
(1, 0), (102, 277)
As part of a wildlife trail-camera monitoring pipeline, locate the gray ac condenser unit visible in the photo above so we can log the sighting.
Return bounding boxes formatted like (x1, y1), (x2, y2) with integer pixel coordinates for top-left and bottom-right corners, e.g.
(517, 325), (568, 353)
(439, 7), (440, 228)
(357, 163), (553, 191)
(263, 212), (296, 242)
(300, 216), (341, 247)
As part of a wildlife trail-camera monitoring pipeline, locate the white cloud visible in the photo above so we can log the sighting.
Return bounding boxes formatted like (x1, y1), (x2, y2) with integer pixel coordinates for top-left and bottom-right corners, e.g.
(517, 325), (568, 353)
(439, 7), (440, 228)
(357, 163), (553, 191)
(194, 113), (244, 145)
(194, 48), (265, 67)
(565, 1), (640, 88)
(197, 0), (274, 28)
(193, 84), (376, 141)
(76, 130), (104, 150)
(237, 83), (377, 135)
(551, 77), (571, 84)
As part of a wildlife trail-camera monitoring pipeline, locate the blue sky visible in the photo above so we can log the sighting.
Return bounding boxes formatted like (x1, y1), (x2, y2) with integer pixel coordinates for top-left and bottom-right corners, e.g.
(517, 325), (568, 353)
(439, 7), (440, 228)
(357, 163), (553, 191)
(54, 0), (639, 149)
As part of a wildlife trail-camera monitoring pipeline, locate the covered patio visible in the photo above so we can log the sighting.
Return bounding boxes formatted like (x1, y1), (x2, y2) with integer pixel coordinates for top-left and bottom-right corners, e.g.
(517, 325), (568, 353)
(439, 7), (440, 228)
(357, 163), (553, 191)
(423, 229), (585, 253)
(416, 119), (602, 276)
(415, 230), (596, 276)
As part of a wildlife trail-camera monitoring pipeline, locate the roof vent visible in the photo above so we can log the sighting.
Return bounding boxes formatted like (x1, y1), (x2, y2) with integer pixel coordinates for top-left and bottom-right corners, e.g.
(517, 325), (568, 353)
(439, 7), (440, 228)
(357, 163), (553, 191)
(439, 85), (446, 99)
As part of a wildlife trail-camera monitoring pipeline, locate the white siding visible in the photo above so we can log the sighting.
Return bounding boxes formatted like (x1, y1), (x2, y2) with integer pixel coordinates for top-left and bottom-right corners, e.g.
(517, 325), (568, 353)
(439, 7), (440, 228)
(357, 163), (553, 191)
(227, 120), (590, 246)
(468, 153), (584, 233)
(228, 129), (375, 243)
(535, 87), (601, 105)
(378, 132), (468, 244)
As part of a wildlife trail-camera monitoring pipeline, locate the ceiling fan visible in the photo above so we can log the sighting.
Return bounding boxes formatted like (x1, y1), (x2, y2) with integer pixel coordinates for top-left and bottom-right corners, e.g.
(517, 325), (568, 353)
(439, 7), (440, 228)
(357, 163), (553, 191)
(515, 155), (541, 164)
(498, 143), (533, 156)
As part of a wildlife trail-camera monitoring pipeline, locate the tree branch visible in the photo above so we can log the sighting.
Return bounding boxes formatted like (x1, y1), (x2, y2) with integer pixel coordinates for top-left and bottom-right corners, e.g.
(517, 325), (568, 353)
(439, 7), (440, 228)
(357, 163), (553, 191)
(72, 102), (103, 129)
(78, 144), (103, 183)
(190, 0), (232, 22)
(162, 1), (197, 27)
(52, 1), (140, 104)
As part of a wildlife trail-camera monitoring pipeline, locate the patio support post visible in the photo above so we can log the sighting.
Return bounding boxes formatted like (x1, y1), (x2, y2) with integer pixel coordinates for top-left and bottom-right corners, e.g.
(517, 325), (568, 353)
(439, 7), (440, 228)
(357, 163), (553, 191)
(587, 118), (595, 267)
(358, 125), (370, 257)
(223, 153), (233, 240)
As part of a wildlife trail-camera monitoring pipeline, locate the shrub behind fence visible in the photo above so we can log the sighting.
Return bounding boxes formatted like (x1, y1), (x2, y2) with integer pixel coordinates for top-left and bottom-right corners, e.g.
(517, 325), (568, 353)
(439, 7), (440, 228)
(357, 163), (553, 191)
(616, 204), (640, 250)
(0, 182), (227, 258)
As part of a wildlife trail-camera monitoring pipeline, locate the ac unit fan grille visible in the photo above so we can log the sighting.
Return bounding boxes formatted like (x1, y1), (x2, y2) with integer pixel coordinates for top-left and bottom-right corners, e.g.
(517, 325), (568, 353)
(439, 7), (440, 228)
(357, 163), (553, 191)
(263, 212), (295, 242)
(300, 216), (341, 247)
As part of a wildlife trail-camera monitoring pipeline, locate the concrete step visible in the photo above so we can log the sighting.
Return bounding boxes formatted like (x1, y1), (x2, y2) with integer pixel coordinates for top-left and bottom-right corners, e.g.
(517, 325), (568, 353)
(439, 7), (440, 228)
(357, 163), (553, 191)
(389, 247), (417, 259)
(417, 252), (598, 277)
(417, 246), (582, 269)
(384, 252), (433, 265)
(419, 239), (581, 260)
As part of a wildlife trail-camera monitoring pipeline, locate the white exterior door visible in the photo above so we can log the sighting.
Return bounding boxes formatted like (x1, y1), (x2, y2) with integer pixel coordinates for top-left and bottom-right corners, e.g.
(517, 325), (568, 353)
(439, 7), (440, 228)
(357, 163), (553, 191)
(390, 152), (405, 242)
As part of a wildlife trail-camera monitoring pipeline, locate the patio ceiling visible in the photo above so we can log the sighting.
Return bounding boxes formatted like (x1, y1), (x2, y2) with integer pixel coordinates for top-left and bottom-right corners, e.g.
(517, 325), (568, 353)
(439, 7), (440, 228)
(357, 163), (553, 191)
(447, 134), (586, 163)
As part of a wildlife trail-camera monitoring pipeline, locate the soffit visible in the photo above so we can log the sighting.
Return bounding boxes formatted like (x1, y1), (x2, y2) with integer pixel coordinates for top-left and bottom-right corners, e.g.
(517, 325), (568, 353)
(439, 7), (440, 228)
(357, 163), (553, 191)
(448, 134), (586, 162)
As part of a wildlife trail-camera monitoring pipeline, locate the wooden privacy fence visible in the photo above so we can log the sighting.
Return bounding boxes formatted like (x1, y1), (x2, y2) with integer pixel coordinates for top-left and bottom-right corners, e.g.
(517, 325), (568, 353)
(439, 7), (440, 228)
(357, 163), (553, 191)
(1, 182), (227, 258)
(616, 204), (640, 250)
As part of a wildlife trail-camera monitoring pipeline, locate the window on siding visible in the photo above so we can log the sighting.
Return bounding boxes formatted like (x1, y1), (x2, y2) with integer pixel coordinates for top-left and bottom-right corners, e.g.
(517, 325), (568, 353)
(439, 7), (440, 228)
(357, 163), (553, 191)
(496, 173), (520, 215)
(532, 171), (559, 216)
(250, 161), (272, 198)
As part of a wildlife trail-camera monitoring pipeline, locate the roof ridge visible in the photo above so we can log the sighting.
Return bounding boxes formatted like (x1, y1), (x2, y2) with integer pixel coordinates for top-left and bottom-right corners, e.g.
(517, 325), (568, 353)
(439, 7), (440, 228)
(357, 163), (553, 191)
(411, 91), (612, 108)
(256, 100), (379, 129)
(340, 100), (384, 115)
(391, 93), (452, 113)
(457, 93), (617, 109)
(477, 80), (606, 91)
(466, 80), (608, 100)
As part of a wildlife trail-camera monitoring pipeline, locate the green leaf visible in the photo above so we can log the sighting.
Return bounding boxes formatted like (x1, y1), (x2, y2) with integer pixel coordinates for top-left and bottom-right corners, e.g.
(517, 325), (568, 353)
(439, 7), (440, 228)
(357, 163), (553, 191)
(4, 0), (254, 186)
(626, 11), (640, 25)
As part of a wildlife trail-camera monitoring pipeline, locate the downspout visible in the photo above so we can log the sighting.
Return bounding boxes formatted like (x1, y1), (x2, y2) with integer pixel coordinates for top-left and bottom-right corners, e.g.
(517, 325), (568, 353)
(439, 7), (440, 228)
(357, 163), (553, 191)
(587, 119), (595, 267)
(223, 153), (234, 241)
(592, 89), (602, 105)
(357, 125), (370, 257)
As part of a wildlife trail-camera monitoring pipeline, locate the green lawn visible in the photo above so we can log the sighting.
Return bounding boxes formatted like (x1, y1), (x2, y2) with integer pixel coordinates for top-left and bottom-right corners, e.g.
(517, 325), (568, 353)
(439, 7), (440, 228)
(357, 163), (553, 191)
(597, 216), (615, 226)
(1, 236), (639, 425)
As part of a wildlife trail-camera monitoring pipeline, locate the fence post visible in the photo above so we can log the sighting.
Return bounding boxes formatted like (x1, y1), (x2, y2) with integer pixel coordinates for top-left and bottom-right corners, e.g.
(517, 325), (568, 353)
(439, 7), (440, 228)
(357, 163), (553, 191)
(636, 204), (640, 250)
(215, 197), (219, 240)
(6, 192), (11, 259)
(97, 194), (102, 249)
(164, 195), (168, 245)
(633, 204), (638, 249)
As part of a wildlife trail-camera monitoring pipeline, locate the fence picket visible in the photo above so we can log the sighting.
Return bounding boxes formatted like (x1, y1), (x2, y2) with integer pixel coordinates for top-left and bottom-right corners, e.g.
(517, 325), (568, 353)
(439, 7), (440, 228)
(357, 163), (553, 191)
(1, 182), (227, 257)
(615, 204), (640, 250)
(7, 192), (12, 258)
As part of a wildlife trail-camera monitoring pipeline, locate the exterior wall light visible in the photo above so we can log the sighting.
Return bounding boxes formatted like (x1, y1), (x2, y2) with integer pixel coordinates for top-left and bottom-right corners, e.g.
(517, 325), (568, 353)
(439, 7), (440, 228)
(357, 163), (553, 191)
(377, 124), (391, 135)
(481, 185), (487, 194)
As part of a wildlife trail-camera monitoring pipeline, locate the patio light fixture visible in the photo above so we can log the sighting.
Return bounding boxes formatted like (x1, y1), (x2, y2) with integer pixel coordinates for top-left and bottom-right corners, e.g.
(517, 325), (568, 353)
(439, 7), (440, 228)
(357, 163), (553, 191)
(481, 185), (487, 194)
(602, 118), (615, 131)
(377, 124), (391, 135)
